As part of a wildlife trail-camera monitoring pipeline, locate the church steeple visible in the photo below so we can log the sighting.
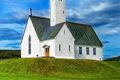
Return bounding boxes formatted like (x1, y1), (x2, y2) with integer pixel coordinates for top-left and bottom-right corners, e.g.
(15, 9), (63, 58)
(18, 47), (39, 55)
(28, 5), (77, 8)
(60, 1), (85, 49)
(50, 0), (66, 26)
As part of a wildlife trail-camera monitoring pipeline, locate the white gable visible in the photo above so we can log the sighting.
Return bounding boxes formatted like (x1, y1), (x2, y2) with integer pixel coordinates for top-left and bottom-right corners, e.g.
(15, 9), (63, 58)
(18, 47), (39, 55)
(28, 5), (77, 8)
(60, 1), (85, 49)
(21, 18), (40, 58)
(55, 24), (75, 40)
(55, 24), (75, 59)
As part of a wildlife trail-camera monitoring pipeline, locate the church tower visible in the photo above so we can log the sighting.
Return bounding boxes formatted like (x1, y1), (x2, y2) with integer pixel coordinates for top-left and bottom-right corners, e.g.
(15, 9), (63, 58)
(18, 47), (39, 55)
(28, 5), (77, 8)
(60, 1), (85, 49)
(50, 0), (66, 26)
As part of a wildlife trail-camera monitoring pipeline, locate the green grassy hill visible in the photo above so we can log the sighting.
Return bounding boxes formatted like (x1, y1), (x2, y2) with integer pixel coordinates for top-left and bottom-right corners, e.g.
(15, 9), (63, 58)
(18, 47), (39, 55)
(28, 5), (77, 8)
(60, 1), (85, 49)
(0, 58), (120, 80)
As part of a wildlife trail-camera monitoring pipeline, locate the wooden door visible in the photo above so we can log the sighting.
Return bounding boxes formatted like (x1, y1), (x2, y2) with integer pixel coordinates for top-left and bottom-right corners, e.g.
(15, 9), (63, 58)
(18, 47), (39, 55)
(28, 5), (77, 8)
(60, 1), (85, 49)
(45, 48), (49, 57)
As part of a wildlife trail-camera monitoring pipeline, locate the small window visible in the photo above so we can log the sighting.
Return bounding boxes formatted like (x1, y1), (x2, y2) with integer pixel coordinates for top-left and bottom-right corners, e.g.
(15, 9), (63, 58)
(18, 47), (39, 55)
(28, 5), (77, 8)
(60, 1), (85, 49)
(59, 44), (61, 51)
(86, 47), (89, 55)
(69, 45), (71, 52)
(64, 30), (65, 34)
(79, 47), (82, 54)
(28, 36), (31, 54)
(63, 10), (64, 14)
(93, 48), (96, 55)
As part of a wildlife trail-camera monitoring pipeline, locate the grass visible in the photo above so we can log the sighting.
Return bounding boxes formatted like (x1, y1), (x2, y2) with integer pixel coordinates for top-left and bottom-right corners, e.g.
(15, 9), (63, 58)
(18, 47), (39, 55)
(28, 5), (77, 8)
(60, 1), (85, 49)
(0, 58), (119, 80)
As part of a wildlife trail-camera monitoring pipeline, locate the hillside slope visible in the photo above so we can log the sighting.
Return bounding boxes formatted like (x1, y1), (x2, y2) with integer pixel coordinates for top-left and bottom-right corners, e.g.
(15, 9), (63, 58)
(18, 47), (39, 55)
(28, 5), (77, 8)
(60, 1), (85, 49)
(106, 56), (120, 61)
(0, 58), (120, 80)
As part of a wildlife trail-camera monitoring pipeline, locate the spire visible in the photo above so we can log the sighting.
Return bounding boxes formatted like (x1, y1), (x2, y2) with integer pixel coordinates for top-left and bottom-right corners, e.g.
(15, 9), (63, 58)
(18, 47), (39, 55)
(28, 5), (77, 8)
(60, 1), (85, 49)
(30, 8), (32, 16)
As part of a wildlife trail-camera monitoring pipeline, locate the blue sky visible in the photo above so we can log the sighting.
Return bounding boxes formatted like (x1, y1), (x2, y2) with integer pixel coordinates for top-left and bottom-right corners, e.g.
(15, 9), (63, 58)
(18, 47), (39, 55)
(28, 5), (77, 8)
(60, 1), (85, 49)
(0, 0), (120, 59)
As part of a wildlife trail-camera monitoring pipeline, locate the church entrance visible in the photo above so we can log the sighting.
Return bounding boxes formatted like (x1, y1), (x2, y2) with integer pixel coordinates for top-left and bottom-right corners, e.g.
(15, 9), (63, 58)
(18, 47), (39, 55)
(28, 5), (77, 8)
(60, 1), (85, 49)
(43, 45), (50, 57)
(45, 48), (49, 57)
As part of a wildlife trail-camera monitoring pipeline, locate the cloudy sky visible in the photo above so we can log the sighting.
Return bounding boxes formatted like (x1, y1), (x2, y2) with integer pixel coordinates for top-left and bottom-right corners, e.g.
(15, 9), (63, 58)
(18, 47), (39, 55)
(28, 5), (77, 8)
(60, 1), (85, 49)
(0, 0), (120, 59)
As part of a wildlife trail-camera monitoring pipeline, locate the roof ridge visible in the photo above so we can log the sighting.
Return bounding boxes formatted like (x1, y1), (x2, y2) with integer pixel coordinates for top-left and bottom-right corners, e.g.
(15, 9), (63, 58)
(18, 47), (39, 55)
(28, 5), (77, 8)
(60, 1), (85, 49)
(66, 21), (91, 26)
(29, 15), (49, 19)
(29, 15), (92, 26)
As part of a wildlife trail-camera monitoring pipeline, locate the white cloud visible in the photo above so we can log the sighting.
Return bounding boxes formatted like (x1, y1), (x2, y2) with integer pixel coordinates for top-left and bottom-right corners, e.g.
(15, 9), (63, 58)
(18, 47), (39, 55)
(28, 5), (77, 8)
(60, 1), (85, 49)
(0, 23), (24, 33)
(13, 12), (27, 20)
(104, 29), (119, 35)
(91, 2), (109, 12)
(66, 0), (110, 19)
(67, 9), (84, 18)
(95, 25), (120, 36)
(33, 9), (50, 18)
(0, 40), (20, 50)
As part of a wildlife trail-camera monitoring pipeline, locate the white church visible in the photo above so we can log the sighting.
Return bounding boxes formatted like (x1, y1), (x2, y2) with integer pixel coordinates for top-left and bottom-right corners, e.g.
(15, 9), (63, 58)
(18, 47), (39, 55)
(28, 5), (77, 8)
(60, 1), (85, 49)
(21, 0), (103, 61)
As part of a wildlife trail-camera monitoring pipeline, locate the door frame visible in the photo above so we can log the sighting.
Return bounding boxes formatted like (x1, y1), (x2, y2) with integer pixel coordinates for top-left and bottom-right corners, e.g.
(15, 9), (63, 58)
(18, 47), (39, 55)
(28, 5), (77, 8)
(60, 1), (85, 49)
(43, 45), (50, 57)
(45, 48), (49, 57)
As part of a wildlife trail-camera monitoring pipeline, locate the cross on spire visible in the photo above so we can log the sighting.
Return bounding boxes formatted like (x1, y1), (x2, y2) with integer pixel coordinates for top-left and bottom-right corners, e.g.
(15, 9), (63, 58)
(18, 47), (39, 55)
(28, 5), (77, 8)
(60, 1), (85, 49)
(30, 8), (32, 16)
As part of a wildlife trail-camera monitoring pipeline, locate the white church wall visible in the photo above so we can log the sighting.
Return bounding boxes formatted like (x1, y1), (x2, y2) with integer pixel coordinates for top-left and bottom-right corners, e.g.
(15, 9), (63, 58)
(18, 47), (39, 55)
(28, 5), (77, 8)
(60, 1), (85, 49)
(42, 39), (55, 57)
(55, 24), (75, 59)
(75, 45), (103, 61)
(21, 18), (41, 58)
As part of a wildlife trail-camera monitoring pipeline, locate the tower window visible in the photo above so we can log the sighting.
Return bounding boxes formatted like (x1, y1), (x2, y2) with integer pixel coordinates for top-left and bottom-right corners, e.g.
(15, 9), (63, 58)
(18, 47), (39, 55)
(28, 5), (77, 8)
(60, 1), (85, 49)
(28, 36), (31, 54)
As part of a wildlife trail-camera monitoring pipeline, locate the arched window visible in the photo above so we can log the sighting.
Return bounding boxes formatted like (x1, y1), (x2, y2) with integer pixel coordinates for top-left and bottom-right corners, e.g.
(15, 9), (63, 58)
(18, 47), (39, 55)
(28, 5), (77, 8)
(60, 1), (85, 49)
(28, 36), (31, 54)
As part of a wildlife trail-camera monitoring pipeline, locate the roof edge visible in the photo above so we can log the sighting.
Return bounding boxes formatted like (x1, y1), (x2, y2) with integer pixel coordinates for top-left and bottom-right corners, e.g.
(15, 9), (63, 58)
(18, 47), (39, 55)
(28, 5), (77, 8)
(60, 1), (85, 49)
(66, 21), (92, 27)
(29, 15), (49, 20)
(89, 25), (103, 47)
(29, 15), (92, 27)
(21, 16), (30, 44)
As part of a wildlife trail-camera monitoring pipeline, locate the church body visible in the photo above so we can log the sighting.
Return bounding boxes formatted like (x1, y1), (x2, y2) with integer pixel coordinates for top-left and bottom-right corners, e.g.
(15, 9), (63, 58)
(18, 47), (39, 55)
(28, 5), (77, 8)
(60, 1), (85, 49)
(21, 0), (103, 61)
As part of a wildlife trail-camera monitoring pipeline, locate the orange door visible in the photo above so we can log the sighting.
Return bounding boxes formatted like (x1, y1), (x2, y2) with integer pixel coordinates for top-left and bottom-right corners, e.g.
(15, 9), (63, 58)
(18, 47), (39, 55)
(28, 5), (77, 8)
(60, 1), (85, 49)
(45, 48), (49, 57)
